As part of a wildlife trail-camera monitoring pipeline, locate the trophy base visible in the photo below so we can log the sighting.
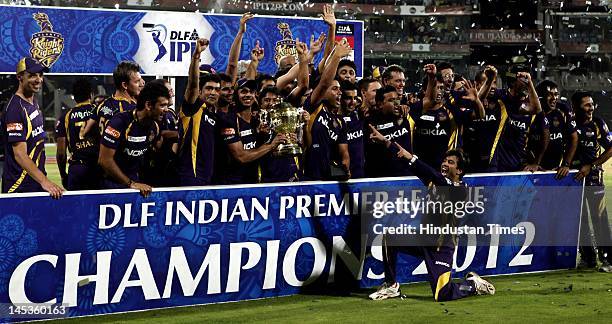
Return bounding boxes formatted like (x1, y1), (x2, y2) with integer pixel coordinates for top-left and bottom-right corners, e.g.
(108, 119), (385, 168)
(273, 144), (302, 157)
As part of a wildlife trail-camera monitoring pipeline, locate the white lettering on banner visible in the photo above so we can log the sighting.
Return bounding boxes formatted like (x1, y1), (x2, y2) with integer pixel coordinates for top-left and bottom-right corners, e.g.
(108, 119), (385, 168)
(8, 223), (537, 307)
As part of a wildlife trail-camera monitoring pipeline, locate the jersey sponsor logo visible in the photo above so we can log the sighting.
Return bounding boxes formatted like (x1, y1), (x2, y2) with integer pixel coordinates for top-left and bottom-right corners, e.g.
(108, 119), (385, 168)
(343, 116), (352, 122)
(417, 128), (447, 136)
(204, 114), (216, 126)
(316, 115), (339, 141)
(128, 136), (147, 143)
(384, 127), (409, 140)
(222, 128), (236, 136)
(125, 148), (148, 157)
(9, 132), (22, 137)
(99, 106), (113, 116)
(103, 136), (116, 144)
(376, 122), (394, 130)
(243, 141), (256, 150)
(32, 125), (45, 137)
(347, 129), (363, 141)
(105, 126), (121, 138)
(435, 260), (450, 268)
(509, 119), (527, 130)
(240, 129), (253, 137)
(585, 131), (594, 137)
(70, 110), (93, 120)
(420, 115), (435, 122)
(6, 123), (24, 131)
(29, 110), (40, 120)
(475, 114), (497, 122)
(550, 132), (563, 140)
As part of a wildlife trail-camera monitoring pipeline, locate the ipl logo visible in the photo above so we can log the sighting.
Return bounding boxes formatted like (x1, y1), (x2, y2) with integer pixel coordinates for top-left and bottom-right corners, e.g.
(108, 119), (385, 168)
(143, 23), (168, 63)
(274, 23), (297, 66)
(29, 13), (64, 69)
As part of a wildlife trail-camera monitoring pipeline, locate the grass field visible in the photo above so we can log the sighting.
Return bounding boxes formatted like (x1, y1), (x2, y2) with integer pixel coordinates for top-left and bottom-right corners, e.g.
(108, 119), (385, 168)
(51, 270), (611, 324)
(16, 146), (612, 323)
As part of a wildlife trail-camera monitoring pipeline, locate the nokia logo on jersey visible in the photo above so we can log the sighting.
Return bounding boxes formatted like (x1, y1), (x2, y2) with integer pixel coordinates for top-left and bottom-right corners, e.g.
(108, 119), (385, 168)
(125, 148), (148, 157)
(384, 127), (409, 140)
(475, 114), (497, 122)
(580, 140), (595, 147)
(243, 142), (256, 150)
(32, 126), (45, 137)
(509, 119), (527, 130)
(347, 130), (363, 141)
(417, 128), (447, 136)
(550, 132), (563, 140)
(317, 116), (339, 141)
(70, 110), (92, 120)
(205, 114), (216, 126)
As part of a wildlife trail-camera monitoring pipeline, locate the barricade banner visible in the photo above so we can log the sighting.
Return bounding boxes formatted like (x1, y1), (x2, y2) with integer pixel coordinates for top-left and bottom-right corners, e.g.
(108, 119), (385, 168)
(0, 172), (581, 321)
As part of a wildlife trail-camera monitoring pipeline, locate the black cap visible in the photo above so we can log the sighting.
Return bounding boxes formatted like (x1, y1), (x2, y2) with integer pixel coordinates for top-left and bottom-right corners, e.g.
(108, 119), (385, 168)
(236, 79), (257, 91)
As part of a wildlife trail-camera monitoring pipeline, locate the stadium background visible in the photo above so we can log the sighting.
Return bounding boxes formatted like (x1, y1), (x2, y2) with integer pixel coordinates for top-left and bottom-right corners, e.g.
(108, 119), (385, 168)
(0, 0), (610, 322)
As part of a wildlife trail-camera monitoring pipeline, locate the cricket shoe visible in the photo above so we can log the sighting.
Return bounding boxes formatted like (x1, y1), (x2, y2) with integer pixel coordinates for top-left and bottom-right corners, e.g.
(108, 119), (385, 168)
(465, 272), (495, 295)
(369, 282), (401, 300)
(599, 261), (612, 273)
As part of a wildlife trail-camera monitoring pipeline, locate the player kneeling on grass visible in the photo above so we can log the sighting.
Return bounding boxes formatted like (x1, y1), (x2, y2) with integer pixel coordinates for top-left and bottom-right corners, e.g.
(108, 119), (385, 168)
(98, 82), (169, 197)
(367, 125), (495, 301)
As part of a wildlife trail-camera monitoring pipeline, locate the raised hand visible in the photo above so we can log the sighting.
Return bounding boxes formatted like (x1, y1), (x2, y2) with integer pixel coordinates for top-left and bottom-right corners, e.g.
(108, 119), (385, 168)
(239, 12), (255, 34)
(309, 33), (326, 56)
(251, 40), (264, 62)
(321, 4), (336, 26)
(462, 78), (479, 102)
(195, 38), (210, 56)
(333, 38), (352, 58)
(484, 65), (497, 80)
(423, 63), (436, 78)
(296, 38), (309, 61)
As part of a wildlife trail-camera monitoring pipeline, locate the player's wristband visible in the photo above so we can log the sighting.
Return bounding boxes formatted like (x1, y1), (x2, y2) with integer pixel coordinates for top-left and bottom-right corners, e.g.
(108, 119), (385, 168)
(408, 154), (418, 166)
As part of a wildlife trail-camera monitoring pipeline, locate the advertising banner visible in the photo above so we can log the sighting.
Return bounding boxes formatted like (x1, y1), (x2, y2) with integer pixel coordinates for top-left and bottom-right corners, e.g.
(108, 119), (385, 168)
(0, 5), (364, 77)
(0, 172), (581, 321)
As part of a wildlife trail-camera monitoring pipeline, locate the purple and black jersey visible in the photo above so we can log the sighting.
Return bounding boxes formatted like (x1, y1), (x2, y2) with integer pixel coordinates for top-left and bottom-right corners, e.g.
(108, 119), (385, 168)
(540, 107), (576, 169)
(411, 101), (460, 168)
(1, 95), (47, 193)
(259, 154), (301, 183)
(489, 89), (538, 172)
(177, 98), (217, 186)
(525, 112), (550, 165)
(574, 117), (611, 167)
(92, 96), (137, 135)
(463, 97), (502, 172)
(100, 110), (159, 187)
(219, 113), (259, 184)
(55, 102), (99, 164)
(304, 102), (346, 180)
(343, 110), (365, 178)
(365, 112), (415, 177)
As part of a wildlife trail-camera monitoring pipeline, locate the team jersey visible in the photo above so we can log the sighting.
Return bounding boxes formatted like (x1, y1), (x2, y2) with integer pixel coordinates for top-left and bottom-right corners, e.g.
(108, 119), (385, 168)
(258, 150), (301, 183)
(365, 111), (415, 177)
(177, 98), (217, 186)
(343, 110), (365, 178)
(1, 95), (47, 193)
(100, 110), (159, 186)
(488, 89), (538, 172)
(92, 95), (137, 135)
(141, 108), (179, 187)
(304, 101), (347, 180)
(55, 101), (99, 165)
(540, 107), (576, 169)
(218, 113), (260, 184)
(574, 117), (612, 167)
(525, 112), (550, 165)
(411, 101), (460, 168)
(462, 97), (502, 172)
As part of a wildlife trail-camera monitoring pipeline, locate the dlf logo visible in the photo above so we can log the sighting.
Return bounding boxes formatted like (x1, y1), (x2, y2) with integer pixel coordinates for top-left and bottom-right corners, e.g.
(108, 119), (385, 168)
(143, 23), (200, 62)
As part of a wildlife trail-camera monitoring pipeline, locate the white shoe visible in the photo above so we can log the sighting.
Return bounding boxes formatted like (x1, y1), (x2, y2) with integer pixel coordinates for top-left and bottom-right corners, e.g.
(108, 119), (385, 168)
(369, 282), (401, 300)
(599, 261), (612, 273)
(465, 272), (495, 295)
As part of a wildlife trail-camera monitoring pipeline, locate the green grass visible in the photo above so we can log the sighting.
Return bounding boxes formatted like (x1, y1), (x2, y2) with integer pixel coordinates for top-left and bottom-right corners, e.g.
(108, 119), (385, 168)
(51, 270), (611, 324)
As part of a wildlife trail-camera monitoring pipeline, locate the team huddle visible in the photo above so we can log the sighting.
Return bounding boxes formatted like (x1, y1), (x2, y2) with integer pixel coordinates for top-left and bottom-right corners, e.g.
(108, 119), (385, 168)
(1, 8), (611, 302)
